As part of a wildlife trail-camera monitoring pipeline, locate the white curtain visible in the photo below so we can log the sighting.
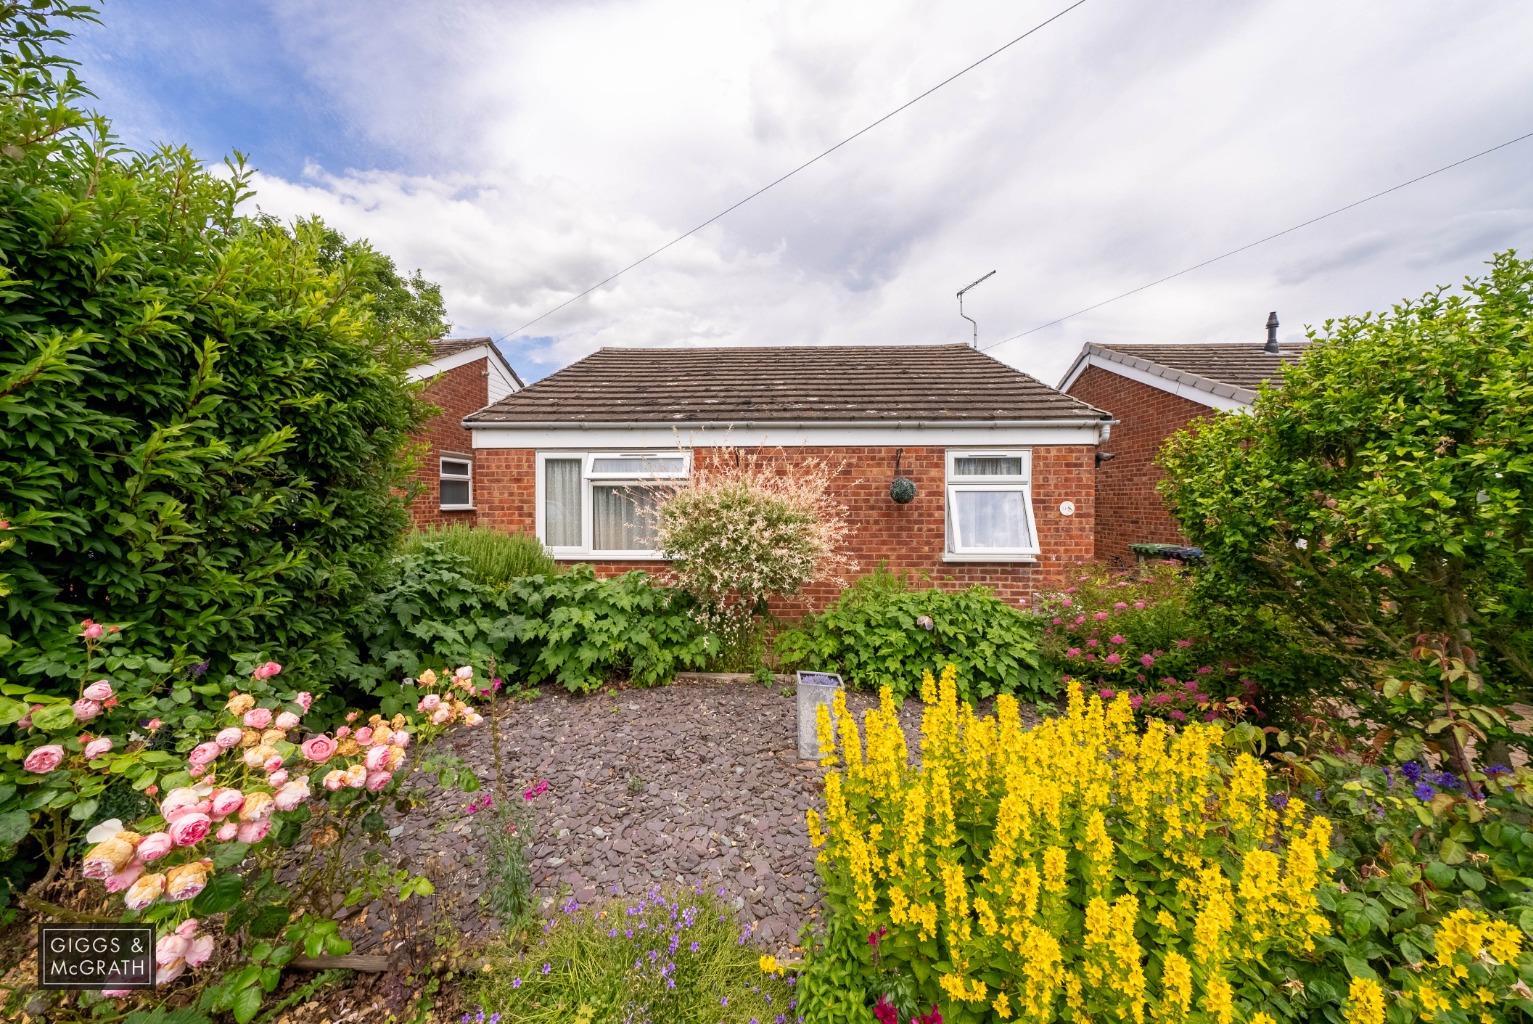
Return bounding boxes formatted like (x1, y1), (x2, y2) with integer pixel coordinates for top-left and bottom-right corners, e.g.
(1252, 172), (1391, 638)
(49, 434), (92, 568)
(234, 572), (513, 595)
(953, 489), (1031, 549)
(952, 456), (1023, 477)
(544, 459), (582, 547)
(593, 485), (660, 550)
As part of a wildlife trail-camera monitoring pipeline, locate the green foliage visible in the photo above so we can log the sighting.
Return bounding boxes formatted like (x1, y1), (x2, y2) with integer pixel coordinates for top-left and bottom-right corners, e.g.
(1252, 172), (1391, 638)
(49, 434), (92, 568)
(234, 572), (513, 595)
(465, 890), (790, 1023)
(400, 525), (555, 589)
(1159, 251), (1533, 733)
(0, 2), (437, 700)
(775, 569), (1051, 702)
(500, 566), (715, 693)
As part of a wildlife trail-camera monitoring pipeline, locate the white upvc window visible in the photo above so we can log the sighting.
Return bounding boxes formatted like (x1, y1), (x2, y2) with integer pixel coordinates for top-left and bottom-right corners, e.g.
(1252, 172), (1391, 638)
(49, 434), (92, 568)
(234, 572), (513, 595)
(536, 451), (690, 559)
(944, 450), (1040, 560)
(439, 456), (473, 510)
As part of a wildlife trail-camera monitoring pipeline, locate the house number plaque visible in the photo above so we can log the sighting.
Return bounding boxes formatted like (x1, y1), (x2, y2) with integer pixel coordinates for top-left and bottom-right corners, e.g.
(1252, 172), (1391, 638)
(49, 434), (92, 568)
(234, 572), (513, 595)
(1058, 501), (1076, 517)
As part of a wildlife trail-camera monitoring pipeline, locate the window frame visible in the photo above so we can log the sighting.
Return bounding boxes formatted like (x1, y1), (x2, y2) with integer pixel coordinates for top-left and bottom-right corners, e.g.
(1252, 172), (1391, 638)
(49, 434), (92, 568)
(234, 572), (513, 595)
(535, 450), (691, 560)
(438, 455), (474, 511)
(943, 449), (1040, 561)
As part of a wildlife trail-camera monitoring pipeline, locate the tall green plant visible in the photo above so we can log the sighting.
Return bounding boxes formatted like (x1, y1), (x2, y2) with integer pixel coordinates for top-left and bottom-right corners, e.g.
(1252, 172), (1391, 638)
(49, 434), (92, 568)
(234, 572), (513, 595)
(1159, 251), (1533, 743)
(0, 3), (430, 690)
(400, 526), (554, 587)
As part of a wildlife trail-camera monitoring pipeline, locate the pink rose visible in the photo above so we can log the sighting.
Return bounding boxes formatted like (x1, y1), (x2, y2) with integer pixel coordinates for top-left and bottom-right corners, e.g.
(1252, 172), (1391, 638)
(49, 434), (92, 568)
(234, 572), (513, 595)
(176, 919), (201, 938)
(461, 711), (483, 727)
(123, 872), (166, 910)
(336, 725), (351, 739)
(157, 958), (187, 984)
(82, 621), (104, 640)
(365, 770), (393, 792)
(301, 734), (337, 764)
(252, 661), (282, 680)
(418, 694), (441, 712)
(73, 699), (101, 722)
(216, 823), (239, 841)
(84, 737), (114, 759)
(430, 707), (451, 725)
(274, 780), (310, 811)
(267, 768), (288, 787)
(184, 933), (214, 967)
(82, 680), (113, 702)
(243, 707), (272, 729)
(323, 770), (347, 791)
(345, 711), (359, 723)
(214, 726), (243, 749)
(209, 788), (245, 821)
(353, 726), (373, 745)
(104, 858), (145, 893)
(163, 860), (211, 902)
(275, 711), (299, 730)
(294, 691), (312, 712)
(240, 792), (274, 821)
(364, 745), (390, 772)
(188, 741), (221, 767)
(156, 933), (189, 966)
(392, 731), (410, 749)
(147, 718), (163, 732)
(23, 744), (65, 773)
(343, 764), (368, 789)
(168, 813), (212, 847)
(189, 764), (207, 778)
(137, 832), (173, 862)
(263, 754), (283, 773)
(236, 819), (270, 844)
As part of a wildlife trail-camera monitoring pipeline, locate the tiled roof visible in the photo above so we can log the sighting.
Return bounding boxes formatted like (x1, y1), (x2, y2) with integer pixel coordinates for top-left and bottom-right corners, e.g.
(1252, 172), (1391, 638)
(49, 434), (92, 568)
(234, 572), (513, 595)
(466, 345), (1109, 425)
(1081, 342), (1307, 396)
(428, 337), (494, 360)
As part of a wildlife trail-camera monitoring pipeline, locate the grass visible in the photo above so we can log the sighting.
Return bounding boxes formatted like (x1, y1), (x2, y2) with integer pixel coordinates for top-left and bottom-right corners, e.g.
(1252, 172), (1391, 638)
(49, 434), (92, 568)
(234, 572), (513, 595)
(403, 525), (556, 587)
(463, 888), (795, 1024)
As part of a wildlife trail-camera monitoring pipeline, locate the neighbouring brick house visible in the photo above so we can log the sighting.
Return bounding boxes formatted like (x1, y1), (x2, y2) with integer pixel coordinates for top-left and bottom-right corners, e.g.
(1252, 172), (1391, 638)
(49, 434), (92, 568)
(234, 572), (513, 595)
(462, 344), (1112, 611)
(406, 338), (524, 528)
(1059, 328), (1306, 565)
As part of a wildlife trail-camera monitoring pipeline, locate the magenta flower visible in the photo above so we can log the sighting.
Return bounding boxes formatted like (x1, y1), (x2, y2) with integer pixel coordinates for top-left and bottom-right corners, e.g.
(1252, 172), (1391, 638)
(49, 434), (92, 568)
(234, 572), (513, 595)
(1093, 612), (1109, 621)
(1109, 634), (1126, 645)
(1140, 654), (1155, 668)
(1066, 647), (1081, 657)
(1113, 601), (1128, 610)
(1105, 653), (1122, 666)
(1099, 689), (1115, 700)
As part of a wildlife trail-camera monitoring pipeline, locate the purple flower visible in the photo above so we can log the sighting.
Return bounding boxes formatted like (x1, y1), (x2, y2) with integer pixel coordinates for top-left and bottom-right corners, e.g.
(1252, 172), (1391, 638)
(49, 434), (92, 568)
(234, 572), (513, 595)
(1487, 765), (1512, 776)
(1400, 761), (1423, 784)
(1415, 782), (1437, 801)
(541, 962), (551, 975)
(722, 996), (730, 1007)
(690, 941), (700, 952)
(512, 978), (521, 989)
(1270, 792), (1289, 811)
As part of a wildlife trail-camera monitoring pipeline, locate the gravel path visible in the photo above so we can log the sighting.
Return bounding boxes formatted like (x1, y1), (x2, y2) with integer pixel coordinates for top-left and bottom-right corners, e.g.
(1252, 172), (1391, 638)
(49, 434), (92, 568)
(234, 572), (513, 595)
(346, 678), (1037, 960)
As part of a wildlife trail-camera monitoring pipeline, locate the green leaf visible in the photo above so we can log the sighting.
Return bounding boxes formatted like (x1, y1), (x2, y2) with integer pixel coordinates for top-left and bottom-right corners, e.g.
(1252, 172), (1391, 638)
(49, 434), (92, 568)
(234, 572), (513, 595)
(1438, 839), (1468, 865)
(248, 904), (292, 939)
(212, 842), (250, 869)
(32, 704), (77, 731)
(1457, 867), (1487, 891)
(190, 872), (243, 915)
(231, 983), (262, 1024)
(1342, 955), (1378, 981)
(0, 809), (31, 847)
(1423, 860), (1457, 887)
(0, 697), (29, 725)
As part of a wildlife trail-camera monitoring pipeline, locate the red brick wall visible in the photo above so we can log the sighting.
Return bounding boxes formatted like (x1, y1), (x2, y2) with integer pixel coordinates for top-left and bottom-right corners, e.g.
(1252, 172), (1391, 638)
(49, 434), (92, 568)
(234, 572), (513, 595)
(1065, 365), (1214, 566)
(408, 358), (488, 529)
(475, 443), (1096, 612)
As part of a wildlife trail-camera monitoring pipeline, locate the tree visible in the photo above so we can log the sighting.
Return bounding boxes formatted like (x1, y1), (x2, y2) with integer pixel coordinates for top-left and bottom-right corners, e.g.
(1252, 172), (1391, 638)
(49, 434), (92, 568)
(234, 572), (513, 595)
(1159, 251), (1533, 754)
(0, 2), (431, 686)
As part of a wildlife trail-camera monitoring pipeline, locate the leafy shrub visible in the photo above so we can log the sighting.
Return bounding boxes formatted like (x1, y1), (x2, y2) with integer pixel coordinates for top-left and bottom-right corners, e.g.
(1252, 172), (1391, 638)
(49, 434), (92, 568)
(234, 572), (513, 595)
(500, 567), (715, 693)
(1035, 561), (1254, 722)
(775, 569), (1049, 702)
(0, 3), (436, 696)
(1158, 250), (1533, 734)
(465, 888), (791, 1023)
(653, 446), (856, 667)
(400, 526), (554, 588)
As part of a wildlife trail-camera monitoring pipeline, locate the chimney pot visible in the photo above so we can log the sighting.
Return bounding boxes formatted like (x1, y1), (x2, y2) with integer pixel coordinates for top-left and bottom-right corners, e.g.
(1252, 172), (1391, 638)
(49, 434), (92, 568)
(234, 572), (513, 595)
(1264, 311), (1280, 353)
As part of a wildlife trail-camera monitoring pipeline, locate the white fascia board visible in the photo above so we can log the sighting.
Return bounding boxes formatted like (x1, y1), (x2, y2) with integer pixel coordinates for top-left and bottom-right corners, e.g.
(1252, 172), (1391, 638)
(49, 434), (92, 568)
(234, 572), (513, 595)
(407, 345), (526, 391)
(1060, 350), (1252, 413)
(470, 421), (1105, 450)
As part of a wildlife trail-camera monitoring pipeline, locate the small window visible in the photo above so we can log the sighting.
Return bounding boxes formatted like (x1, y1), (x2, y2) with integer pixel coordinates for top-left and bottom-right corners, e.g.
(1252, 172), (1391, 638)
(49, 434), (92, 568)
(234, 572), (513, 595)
(945, 450), (1039, 558)
(536, 451), (690, 557)
(440, 457), (473, 510)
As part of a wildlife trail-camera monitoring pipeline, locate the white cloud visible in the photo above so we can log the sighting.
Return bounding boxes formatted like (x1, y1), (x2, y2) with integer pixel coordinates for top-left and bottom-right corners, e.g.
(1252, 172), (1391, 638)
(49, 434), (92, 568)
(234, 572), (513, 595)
(81, 0), (1533, 382)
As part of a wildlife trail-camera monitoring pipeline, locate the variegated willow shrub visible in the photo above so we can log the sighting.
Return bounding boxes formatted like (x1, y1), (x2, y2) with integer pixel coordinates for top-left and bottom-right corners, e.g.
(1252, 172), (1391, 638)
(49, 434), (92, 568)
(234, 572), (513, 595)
(799, 667), (1528, 1024)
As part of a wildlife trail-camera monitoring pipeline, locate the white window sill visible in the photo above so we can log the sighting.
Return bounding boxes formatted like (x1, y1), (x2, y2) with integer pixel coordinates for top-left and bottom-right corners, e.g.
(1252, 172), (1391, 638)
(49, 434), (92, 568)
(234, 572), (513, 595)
(941, 552), (1039, 564)
(439, 506), (476, 512)
(552, 552), (670, 562)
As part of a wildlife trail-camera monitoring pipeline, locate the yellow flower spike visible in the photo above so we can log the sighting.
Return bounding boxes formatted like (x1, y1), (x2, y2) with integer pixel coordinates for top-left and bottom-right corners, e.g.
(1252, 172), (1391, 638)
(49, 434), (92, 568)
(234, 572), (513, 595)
(992, 991), (1012, 1019)
(816, 702), (836, 765)
(1345, 977), (1387, 1024)
(758, 954), (781, 976)
(920, 669), (936, 704)
(1202, 971), (1234, 1024)
(805, 808), (825, 849)
(1158, 951), (1192, 1021)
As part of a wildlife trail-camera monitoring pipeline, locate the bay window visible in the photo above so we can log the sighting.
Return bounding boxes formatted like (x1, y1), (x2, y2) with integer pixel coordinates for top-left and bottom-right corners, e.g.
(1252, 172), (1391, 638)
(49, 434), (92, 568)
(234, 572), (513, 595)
(537, 452), (689, 558)
(944, 450), (1039, 559)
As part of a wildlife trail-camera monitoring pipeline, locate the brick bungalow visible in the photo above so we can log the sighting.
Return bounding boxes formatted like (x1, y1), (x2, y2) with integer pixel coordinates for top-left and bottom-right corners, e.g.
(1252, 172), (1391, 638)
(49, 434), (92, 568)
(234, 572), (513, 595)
(406, 338), (524, 528)
(462, 344), (1112, 610)
(1059, 321), (1306, 565)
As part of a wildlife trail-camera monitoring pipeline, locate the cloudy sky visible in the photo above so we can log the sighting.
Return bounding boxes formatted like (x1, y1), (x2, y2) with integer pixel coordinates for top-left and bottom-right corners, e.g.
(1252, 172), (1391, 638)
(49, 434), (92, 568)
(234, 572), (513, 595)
(68, 0), (1533, 383)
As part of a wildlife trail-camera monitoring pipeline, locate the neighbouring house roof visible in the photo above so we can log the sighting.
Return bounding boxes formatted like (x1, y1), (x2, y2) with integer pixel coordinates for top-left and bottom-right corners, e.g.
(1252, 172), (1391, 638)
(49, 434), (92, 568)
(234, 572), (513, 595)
(1058, 342), (1308, 409)
(465, 344), (1110, 427)
(409, 337), (525, 401)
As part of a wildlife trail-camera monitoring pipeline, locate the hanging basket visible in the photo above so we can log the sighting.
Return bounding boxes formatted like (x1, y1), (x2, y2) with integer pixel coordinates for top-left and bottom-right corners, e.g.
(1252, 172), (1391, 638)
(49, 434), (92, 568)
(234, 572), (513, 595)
(889, 477), (917, 504)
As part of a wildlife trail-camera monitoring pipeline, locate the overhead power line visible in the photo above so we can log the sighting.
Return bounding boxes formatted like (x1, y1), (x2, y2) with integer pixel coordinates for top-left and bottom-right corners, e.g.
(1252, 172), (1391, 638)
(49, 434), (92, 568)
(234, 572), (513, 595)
(497, 0), (1090, 343)
(982, 127), (1533, 351)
